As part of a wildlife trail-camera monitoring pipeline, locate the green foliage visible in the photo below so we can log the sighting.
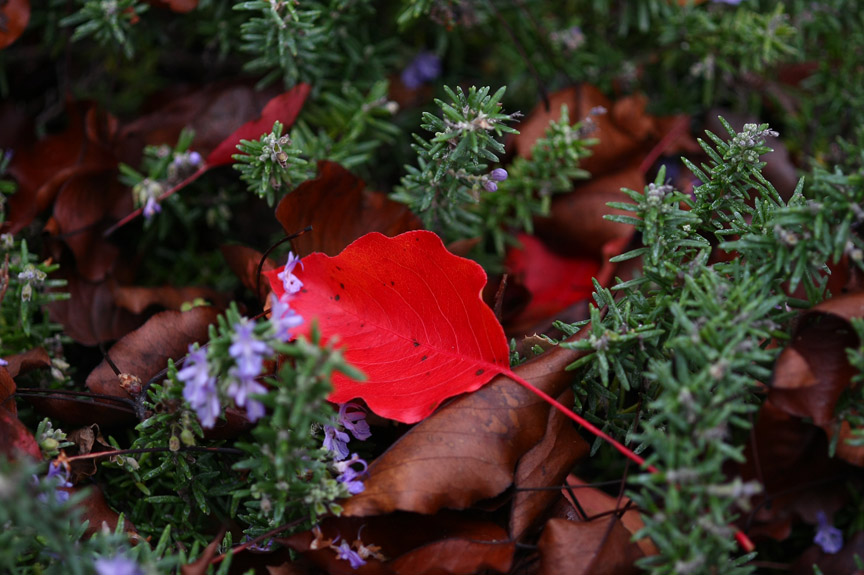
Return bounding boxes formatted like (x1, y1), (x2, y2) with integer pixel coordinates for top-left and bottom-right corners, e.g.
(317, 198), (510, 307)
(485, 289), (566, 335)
(101, 304), (363, 549)
(60, 0), (148, 59)
(234, 0), (395, 91)
(392, 85), (520, 242)
(479, 104), (597, 256)
(558, 119), (864, 573)
(233, 121), (314, 206)
(0, 456), (181, 575)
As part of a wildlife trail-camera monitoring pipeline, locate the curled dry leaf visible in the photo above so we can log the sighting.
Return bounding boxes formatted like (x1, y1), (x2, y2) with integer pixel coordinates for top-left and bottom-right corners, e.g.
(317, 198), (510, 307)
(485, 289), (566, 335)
(534, 167), (644, 260)
(738, 400), (853, 542)
(112, 284), (229, 314)
(0, 367), (15, 414)
(48, 273), (146, 345)
(221, 244), (277, 299)
(0, 0), (30, 50)
(275, 161), (422, 257)
(44, 172), (131, 282)
(86, 307), (221, 398)
(6, 103), (117, 234)
(561, 476), (658, 557)
(3, 347), (51, 378)
(538, 516), (644, 575)
(770, 292), (863, 426)
(281, 511), (514, 575)
(341, 341), (590, 517)
(509, 389), (590, 540)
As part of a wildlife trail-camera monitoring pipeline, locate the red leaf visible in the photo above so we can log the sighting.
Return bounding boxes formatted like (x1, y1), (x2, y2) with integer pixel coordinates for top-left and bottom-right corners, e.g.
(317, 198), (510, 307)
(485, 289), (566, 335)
(206, 84), (312, 167)
(265, 230), (510, 423)
(0, 406), (41, 460)
(505, 233), (599, 332)
(0, 0), (29, 51)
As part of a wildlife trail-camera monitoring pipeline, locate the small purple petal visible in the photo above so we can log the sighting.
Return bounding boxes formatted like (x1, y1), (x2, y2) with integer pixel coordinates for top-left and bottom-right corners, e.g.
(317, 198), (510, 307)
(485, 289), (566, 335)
(323, 425), (350, 460)
(814, 511), (843, 554)
(489, 168), (508, 182)
(335, 539), (366, 569)
(278, 252), (304, 295)
(270, 294), (304, 342)
(338, 403), (371, 441)
(94, 554), (143, 575)
(189, 151), (202, 166)
(143, 196), (161, 220)
(483, 180), (498, 193)
(178, 346), (221, 428)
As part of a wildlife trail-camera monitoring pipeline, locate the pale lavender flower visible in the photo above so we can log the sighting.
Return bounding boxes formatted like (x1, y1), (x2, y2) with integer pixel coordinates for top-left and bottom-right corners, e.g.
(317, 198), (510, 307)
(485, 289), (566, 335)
(189, 151), (202, 166)
(335, 454), (368, 495)
(323, 425), (350, 460)
(0, 358), (7, 366)
(338, 403), (371, 441)
(277, 252), (304, 296)
(229, 319), (272, 378)
(143, 196), (161, 220)
(334, 539), (366, 569)
(178, 346), (221, 428)
(226, 371), (268, 422)
(94, 554), (142, 575)
(269, 294), (303, 342)
(401, 52), (441, 90)
(814, 511), (843, 554)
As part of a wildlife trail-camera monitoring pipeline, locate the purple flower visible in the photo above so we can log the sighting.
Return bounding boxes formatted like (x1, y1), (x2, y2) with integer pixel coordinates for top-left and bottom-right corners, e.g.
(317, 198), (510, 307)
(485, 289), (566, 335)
(189, 151), (202, 166)
(269, 294), (303, 342)
(489, 168), (508, 182)
(338, 403), (371, 441)
(335, 454), (368, 495)
(143, 196), (161, 220)
(814, 511), (843, 554)
(401, 52), (441, 90)
(711, 0), (743, 4)
(226, 371), (268, 422)
(178, 346), (221, 428)
(323, 425), (350, 460)
(34, 462), (72, 503)
(94, 554), (142, 575)
(334, 539), (366, 569)
(229, 319), (272, 378)
(483, 180), (498, 192)
(0, 358), (7, 366)
(277, 252), (304, 296)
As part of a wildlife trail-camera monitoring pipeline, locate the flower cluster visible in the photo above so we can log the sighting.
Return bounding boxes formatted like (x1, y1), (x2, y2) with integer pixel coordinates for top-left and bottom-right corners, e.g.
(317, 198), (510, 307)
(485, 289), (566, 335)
(323, 402), (372, 461)
(177, 252), (305, 428)
(32, 461), (72, 503)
